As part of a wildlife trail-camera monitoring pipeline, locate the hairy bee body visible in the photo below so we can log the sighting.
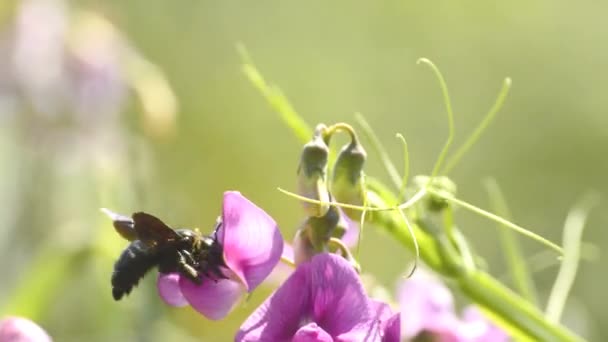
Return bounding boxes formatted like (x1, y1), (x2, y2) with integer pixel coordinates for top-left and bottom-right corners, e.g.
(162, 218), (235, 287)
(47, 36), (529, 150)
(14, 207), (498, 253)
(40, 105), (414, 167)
(112, 240), (160, 300)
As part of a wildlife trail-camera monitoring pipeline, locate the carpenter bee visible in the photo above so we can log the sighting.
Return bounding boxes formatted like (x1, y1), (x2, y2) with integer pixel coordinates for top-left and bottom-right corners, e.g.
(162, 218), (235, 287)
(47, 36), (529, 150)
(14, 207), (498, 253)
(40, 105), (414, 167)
(101, 209), (226, 301)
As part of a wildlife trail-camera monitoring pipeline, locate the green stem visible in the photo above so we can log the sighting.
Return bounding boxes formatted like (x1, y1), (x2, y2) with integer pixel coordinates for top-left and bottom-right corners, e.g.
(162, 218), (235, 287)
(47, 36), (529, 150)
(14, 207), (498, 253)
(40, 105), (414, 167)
(459, 271), (583, 342)
(366, 187), (584, 341)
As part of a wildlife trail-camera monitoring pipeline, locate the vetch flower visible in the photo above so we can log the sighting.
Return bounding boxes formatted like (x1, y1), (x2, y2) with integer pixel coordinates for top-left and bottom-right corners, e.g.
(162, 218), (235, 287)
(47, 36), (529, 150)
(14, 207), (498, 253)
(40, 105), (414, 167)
(236, 253), (394, 342)
(398, 269), (508, 342)
(398, 270), (458, 340)
(0, 316), (52, 342)
(157, 191), (283, 320)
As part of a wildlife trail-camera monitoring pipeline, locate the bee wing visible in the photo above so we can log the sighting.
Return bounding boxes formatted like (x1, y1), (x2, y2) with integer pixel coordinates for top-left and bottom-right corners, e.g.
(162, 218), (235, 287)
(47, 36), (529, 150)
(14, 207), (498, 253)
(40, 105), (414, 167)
(101, 208), (138, 241)
(132, 212), (179, 247)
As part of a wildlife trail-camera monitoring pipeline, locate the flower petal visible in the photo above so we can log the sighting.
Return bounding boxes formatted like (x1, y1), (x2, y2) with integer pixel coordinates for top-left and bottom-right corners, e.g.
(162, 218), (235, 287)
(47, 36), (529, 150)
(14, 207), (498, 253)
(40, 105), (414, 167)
(236, 262), (311, 341)
(282, 242), (295, 264)
(308, 254), (376, 339)
(265, 242), (295, 286)
(369, 301), (400, 342)
(337, 208), (359, 247)
(237, 253), (383, 342)
(381, 313), (400, 342)
(398, 269), (455, 338)
(219, 191), (284, 291)
(293, 323), (334, 342)
(179, 277), (245, 320)
(157, 273), (188, 307)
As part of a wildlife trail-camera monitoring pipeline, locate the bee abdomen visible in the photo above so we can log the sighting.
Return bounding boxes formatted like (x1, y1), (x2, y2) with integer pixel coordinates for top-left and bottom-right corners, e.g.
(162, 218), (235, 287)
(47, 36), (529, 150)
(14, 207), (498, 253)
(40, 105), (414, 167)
(112, 241), (158, 300)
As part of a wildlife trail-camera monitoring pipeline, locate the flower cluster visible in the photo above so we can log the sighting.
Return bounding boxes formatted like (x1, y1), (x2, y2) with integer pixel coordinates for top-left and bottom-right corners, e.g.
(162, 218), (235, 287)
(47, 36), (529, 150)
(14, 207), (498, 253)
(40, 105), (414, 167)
(101, 122), (510, 342)
(237, 123), (399, 341)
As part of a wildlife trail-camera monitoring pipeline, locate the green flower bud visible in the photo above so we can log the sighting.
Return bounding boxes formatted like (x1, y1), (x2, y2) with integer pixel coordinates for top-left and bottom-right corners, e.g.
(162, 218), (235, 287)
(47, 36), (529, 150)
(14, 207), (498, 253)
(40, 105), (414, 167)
(413, 175), (457, 212)
(292, 204), (341, 265)
(331, 141), (367, 220)
(297, 124), (331, 217)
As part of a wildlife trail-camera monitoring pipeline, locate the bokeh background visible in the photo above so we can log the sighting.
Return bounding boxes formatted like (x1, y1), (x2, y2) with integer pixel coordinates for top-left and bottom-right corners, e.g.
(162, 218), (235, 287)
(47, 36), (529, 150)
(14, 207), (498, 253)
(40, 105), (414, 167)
(0, 0), (606, 341)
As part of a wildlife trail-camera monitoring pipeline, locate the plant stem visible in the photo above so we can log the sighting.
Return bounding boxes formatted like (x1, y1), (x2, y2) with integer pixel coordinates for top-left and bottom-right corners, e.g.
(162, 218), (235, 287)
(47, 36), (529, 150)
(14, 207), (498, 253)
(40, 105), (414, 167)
(367, 188), (584, 341)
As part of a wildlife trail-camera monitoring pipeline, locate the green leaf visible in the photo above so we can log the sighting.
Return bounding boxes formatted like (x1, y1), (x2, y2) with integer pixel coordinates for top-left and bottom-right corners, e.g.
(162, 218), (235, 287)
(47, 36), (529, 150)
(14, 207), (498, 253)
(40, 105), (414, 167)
(546, 194), (598, 323)
(238, 44), (312, 143)
(484, 178), (538, 305)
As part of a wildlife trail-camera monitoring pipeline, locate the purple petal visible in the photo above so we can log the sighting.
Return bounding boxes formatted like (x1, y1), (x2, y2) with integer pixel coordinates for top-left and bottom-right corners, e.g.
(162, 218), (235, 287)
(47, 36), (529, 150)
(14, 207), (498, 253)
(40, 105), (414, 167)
(236, 262), (311, 341)
(337, 208), (359, 247)
(0, 316), (52, 342)
(179, 277), (245, 320)
(282, 242), (295, 264)
(369, 301), (400, 342)
(237, 253), (381, 341)
(381, 314), (400, 342)
(293, 323), (334, 342)
(398, 269), (456, 338)
(157, 273), (188, 307)
(308, 254), (377, 339)
(219, 191), (283, 291)
(265, 243), (295, 286)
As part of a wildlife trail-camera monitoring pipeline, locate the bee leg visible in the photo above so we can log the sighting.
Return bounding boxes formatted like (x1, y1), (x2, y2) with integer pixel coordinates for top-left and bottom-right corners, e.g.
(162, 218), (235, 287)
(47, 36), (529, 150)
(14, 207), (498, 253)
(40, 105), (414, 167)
(180, 250), (198, 267)
(177, 251), (201, 285)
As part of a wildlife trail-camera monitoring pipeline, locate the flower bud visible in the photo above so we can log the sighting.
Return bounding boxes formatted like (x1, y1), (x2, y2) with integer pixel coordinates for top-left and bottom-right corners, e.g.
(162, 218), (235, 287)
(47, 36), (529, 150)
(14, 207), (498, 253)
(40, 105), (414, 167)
(331, 141), (367, 220)
(297, 124), (330, 217)
(413, 175), (456, 212)
(292, 204), (341, 265)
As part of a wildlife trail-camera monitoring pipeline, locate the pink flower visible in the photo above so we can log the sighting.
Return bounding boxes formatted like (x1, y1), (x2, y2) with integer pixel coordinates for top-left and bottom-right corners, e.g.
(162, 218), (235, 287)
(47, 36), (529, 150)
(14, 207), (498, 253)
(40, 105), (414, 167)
(0, 316), (52, 342)
(157, 191), (283, 320)
(236, 253), (396, 342)
(398, 270), (509, 342)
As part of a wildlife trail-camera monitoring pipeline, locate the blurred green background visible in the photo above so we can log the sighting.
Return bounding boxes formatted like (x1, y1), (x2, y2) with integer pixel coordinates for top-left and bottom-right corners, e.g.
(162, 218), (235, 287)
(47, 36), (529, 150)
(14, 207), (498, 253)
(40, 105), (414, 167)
(0, 0), (606, 341)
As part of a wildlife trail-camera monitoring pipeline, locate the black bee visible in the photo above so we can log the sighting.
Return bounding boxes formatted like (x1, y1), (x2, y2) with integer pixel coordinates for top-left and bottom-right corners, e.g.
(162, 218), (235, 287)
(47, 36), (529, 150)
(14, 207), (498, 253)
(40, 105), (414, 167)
(102, 209), (226, 301)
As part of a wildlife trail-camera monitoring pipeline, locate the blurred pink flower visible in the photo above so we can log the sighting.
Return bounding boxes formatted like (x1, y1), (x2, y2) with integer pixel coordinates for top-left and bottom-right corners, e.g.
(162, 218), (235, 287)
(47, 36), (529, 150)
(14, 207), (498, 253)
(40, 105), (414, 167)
(398, 270), (509, 342)
(0, 316), (52, 342)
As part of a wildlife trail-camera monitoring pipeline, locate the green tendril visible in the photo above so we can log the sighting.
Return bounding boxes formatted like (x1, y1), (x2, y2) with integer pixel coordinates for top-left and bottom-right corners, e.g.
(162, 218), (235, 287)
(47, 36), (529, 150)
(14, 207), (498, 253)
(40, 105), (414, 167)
(425, 187), (563, 254)
(354, 113), (402, 189)
(280, 255), (296, 268)
(416, 58), (455, 179)
(355, 174), (369, 259)
(443, 78), (512, 174)
(395, 133), (410, 202)
(278, 187), (427, 213)
(396, 208), (419, 278)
